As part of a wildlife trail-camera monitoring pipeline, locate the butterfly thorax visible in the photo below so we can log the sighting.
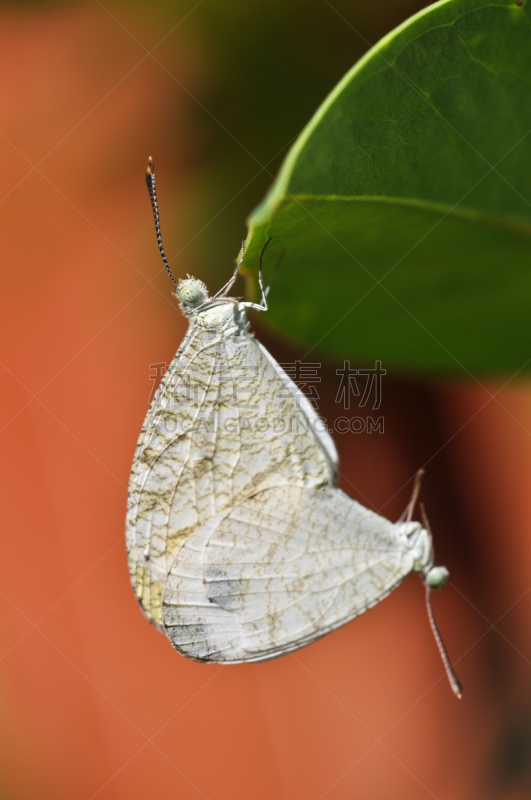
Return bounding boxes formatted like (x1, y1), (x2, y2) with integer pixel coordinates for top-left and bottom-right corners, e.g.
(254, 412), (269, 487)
(177, 276), (248, 336)
(395, 522), (432, 574)
(194, 299), (248, 337)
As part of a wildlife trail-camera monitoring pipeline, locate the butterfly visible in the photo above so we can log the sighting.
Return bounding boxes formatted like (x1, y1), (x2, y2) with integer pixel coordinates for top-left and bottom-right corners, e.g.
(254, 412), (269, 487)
(125, 158), (461, 697)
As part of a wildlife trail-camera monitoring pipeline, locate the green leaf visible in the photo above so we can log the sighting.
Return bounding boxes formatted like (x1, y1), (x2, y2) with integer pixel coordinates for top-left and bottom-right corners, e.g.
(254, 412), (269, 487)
(242, 0), (531, 374)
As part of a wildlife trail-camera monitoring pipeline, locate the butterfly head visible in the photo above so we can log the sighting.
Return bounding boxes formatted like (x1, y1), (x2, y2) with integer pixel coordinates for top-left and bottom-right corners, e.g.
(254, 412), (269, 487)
(423, 565), (450, 588)
(176, 276), (209, 314)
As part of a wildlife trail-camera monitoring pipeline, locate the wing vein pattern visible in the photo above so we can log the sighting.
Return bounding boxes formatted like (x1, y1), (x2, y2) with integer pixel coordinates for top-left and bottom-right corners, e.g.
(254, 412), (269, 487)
(162, 485), (427, 662)
(126, 300), (337, 625)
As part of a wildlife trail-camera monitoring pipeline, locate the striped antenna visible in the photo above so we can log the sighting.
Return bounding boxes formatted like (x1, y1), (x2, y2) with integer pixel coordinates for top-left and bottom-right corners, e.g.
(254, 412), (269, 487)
(146, 157), (177, 286)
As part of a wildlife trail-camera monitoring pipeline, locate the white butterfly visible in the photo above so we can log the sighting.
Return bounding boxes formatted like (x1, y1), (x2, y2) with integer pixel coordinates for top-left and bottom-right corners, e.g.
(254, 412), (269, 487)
(126, 159), (461, 697)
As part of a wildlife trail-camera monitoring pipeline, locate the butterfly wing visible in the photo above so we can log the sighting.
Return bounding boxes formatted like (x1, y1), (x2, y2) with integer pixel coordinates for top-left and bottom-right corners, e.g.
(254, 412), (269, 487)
(162, 485), (429, 661)
(126, 313), (337, 624)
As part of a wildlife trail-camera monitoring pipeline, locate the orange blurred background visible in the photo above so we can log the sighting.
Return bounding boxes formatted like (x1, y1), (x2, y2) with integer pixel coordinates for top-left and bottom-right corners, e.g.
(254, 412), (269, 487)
(1, 1), (530, 798)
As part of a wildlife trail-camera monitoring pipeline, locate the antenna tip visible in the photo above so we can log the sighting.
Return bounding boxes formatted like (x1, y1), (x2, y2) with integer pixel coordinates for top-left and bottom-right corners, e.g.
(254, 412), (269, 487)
(147, 156), (154, 175)
(452, 678), (463, 699)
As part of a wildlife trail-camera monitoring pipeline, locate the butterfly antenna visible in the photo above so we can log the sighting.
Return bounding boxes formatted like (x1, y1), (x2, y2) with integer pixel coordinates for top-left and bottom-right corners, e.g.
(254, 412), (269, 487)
(420, 503), (463, 699)
(146, 157), (178, 286)
(399, 468), (425, 523)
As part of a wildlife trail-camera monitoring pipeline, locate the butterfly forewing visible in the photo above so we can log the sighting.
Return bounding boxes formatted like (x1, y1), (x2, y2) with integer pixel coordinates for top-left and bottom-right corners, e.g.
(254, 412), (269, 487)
(126, 302), (338, 625)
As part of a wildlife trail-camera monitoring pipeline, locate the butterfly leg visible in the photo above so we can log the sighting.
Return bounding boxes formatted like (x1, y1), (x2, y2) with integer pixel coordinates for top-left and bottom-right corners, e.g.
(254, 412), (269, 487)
(398, 468), (425, 523)
(213, 242), (246, 300)
(242, 237), (273, 311)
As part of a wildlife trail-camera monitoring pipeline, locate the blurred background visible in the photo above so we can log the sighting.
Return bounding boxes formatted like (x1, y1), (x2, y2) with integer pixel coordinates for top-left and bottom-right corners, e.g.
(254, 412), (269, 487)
(1, 0), (530, 797)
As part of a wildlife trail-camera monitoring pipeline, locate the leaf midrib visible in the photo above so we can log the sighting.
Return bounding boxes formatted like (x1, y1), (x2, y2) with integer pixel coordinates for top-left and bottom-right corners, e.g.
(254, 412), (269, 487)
(282, 193), (531, 238)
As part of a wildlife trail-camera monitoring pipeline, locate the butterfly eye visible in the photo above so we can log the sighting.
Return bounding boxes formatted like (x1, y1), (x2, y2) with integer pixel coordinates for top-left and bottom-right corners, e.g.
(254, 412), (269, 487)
(176, 278), (208, 308)
(424, 565), (450, 589)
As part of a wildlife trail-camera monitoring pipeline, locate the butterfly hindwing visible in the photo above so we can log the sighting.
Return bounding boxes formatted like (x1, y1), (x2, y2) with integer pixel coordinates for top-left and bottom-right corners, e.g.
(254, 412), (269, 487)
(162, 485), (427, 662)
